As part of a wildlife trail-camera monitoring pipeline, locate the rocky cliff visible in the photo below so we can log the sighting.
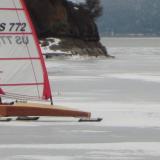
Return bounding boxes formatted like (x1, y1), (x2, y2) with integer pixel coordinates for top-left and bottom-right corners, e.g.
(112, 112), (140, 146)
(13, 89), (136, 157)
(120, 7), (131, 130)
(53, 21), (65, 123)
(25, 0), (109, 57)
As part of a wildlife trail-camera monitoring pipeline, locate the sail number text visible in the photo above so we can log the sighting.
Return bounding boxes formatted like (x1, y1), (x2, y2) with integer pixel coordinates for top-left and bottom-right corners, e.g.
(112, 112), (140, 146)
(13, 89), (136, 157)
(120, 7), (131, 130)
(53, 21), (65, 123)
(0, 23), (27, 32)
(0, 36), (29, 45)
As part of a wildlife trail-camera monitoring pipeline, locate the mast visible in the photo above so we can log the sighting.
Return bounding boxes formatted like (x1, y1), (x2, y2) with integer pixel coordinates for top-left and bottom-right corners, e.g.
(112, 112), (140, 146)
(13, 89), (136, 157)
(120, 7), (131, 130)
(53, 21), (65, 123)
(0, 0), (53, 103)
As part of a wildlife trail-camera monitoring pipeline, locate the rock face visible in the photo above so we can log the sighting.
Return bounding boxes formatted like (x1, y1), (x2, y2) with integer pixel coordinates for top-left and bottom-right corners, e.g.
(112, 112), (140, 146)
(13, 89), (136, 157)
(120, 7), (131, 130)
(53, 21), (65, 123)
(25, 0), (108, 56)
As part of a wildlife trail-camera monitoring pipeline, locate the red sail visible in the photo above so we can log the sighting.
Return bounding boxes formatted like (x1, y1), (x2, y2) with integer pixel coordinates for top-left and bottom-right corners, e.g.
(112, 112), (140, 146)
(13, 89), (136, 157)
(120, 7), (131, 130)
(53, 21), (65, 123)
(0, 88), (4, 95)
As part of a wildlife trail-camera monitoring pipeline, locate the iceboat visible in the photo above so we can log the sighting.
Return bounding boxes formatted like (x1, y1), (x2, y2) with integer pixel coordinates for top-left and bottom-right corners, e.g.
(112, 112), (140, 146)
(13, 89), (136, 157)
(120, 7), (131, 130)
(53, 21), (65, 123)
(0, 0), (92, 120)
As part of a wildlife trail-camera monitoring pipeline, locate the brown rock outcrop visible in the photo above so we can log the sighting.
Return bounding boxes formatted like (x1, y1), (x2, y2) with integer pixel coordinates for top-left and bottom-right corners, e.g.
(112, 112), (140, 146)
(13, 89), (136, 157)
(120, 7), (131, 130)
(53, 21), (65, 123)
(25, 0), (109, 56)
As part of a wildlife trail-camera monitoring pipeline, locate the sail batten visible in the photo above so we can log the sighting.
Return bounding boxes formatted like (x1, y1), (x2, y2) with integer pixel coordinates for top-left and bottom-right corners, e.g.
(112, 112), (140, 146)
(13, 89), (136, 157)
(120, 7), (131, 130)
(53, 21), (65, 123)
(0, 83), (44, 86)
(0, 0), (52, 101)
(0, 8), (23, 10)
(0, 58), (40, 60)
(0, 32), (32, 34)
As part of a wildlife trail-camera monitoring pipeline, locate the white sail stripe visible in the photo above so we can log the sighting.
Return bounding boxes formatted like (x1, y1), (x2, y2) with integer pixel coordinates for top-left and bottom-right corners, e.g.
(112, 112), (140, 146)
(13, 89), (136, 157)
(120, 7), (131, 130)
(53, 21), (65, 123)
(13, 1), (42, 99)
(12, 0), (23, 9)
(0, 60), (44, 86)
(0, 0), (22, 8)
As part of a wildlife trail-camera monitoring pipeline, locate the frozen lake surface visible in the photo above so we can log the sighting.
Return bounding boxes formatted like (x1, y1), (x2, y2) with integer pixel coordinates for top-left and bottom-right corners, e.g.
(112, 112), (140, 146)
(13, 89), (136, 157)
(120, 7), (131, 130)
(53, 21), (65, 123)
(1, 37), (160, 159)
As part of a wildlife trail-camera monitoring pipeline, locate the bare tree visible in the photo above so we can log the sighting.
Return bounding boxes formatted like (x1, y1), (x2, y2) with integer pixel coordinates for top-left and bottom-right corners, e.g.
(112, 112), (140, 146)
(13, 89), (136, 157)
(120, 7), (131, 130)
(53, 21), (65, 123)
(85, 0), (103, 19)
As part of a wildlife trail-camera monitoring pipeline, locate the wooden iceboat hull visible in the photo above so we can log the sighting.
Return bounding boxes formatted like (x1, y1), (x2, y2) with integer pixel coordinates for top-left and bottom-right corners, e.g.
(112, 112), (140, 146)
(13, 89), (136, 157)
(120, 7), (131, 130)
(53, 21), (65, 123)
(0, 103), (91, 118)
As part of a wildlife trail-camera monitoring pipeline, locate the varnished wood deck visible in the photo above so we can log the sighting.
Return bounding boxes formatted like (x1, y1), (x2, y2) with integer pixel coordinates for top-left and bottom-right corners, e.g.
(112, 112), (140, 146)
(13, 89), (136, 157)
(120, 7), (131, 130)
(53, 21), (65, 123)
(0, 103), (91, 118)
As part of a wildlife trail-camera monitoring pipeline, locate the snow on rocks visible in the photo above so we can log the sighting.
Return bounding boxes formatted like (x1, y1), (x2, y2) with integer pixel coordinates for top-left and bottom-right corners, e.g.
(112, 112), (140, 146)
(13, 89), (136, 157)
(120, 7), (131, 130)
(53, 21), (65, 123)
(40, 38), (72, 57)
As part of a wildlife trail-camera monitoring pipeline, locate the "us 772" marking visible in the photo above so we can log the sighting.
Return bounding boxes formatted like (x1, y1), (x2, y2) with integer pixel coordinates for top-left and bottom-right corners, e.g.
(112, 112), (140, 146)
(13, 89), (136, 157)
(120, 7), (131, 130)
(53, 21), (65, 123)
(0, 23), (27, 32)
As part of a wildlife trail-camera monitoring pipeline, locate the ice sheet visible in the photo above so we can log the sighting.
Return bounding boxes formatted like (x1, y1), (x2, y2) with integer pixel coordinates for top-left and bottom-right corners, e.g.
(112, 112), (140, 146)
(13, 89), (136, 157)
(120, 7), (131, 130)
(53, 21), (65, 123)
(1, 37), (160, 160)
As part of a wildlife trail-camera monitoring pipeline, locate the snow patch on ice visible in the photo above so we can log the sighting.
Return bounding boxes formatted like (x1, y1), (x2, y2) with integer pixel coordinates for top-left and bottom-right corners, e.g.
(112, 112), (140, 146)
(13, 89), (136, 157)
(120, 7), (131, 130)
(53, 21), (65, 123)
(49, 75), (102, 81)
(54, 101), (160, 127)
(0, 121), (39, 127)
(1, 143), (160, 156)
(8, 155), (72, 160)
(107, 73), (160, 83)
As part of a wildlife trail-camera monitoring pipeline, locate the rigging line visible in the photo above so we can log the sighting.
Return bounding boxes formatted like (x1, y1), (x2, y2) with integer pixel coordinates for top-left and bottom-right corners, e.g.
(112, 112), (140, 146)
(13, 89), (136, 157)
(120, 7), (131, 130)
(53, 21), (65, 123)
(12, 0), (41, 99)
(17, 0), (41, 99)
(21, 0), (53, 103)
(1, 93), (46, 102)
(2, 91), (50, 102)
(4, 91), (44, 99)
(4, 91), (43, 98)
